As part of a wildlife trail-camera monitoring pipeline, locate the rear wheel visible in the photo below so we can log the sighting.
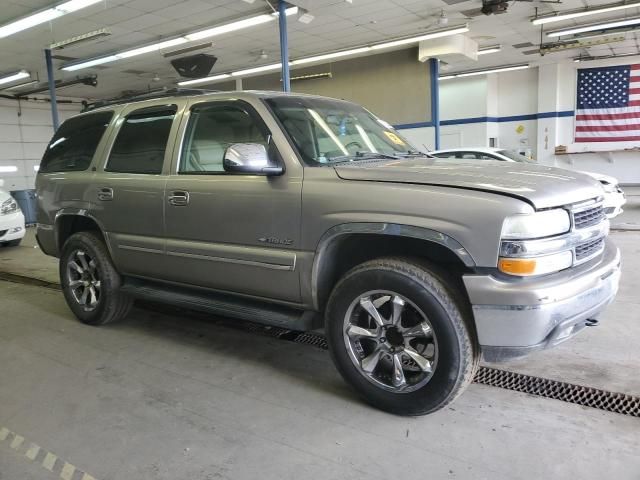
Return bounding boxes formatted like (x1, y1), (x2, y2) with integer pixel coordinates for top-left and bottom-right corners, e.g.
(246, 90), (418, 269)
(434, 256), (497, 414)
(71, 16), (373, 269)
(60, 231), (132, 325)
(326, 257), (478, 415)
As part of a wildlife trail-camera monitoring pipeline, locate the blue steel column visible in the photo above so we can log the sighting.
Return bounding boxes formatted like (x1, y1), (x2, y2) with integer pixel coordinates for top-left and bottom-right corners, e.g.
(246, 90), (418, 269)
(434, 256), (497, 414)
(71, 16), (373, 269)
(278, 0), (290, 92)
(429, 58), (440, 150)
(44, 49), (60, 131)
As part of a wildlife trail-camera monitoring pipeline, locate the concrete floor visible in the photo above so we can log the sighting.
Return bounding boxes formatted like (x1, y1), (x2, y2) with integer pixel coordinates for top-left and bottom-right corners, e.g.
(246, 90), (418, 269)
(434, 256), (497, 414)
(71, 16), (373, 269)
(1, 192), (639, 479)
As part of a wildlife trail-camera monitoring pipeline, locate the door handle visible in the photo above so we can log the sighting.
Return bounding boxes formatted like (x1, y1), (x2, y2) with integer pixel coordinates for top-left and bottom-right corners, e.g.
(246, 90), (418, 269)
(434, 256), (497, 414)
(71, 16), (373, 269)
(97, 187), (113, 201)
(168, 190), (190, 206)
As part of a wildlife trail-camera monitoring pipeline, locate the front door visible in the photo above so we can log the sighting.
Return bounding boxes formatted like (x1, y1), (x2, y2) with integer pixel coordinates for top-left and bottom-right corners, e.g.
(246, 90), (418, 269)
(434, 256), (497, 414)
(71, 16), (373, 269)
(91, 103), (182, 279)
(163, 100), (303, 303)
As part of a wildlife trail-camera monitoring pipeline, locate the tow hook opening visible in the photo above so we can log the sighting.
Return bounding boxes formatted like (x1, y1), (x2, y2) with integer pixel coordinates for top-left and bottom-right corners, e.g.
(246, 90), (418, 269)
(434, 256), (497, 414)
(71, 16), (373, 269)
(585, 319), (599, 327)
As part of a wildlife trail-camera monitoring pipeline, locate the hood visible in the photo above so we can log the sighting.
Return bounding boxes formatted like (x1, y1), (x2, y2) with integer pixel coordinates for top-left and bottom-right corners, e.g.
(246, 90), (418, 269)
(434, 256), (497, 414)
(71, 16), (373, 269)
(579, 170), (619, 186)
(334, 158), (603, 209)
(0, 188), (10, 203)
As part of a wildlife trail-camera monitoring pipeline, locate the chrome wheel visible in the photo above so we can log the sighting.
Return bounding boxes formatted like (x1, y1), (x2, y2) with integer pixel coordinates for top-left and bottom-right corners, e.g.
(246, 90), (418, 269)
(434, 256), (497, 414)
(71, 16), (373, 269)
(66, 249), (101, 311)
(343, 291), (438, 393)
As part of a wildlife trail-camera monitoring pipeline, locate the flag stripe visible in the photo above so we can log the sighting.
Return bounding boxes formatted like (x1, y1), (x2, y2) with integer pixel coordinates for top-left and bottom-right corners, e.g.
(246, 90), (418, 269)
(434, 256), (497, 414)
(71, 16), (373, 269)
(576, 135), (640, 142)
(576, 116), (640, 126)
(576, 123), (640, 131)
(575, 129), (640, 137)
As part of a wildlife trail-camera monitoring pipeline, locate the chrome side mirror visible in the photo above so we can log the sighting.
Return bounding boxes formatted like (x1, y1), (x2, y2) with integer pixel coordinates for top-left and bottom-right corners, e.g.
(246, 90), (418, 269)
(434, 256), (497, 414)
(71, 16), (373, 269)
(223, 143), (283, 176)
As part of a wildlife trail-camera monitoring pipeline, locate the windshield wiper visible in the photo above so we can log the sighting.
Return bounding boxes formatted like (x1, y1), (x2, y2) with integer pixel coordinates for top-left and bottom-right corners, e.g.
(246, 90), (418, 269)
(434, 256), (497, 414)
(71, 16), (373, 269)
(398, 150), (431, 157)
(328, 151), (400, 163)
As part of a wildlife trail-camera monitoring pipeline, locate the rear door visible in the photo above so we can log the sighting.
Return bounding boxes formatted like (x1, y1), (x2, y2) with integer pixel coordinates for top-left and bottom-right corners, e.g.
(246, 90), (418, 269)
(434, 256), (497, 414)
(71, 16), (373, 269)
(91, 101), (184, 279)
(162, 98), (303, 302)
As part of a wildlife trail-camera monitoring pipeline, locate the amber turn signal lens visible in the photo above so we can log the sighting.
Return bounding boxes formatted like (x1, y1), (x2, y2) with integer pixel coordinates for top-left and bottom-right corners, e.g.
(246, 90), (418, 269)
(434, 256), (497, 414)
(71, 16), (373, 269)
(498, 257), (537, 275)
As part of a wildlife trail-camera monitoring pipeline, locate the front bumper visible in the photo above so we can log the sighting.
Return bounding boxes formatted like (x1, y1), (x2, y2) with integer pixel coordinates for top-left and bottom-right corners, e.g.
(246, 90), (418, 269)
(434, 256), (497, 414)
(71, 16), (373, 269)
(603, 191), (626, 219)
(463, 239), (621, 362)
(0, 211), (26, 243)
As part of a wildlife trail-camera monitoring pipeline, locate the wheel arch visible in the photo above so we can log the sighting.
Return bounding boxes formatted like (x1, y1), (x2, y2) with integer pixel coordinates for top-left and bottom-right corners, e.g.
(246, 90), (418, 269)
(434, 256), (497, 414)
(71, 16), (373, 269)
(55, 209), (109, 255)
(310, 223), (476, 312)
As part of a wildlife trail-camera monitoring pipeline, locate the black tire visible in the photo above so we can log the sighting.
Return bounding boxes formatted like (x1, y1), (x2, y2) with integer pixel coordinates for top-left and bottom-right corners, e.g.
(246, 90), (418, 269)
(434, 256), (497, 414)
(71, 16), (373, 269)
(325, 257), (478, 416)
(59, 231), (132, 326)
(1, 239), (21, 247)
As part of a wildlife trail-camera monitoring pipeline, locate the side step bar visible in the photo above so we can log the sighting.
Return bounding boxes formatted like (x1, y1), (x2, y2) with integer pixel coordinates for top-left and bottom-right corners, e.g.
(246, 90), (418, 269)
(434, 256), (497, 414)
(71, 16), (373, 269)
(120, 277), (319, 331)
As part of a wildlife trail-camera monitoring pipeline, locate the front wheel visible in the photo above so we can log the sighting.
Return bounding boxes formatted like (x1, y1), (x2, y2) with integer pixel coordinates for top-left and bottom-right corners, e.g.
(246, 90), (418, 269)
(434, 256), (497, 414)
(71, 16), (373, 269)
(60, 231), (132, 326)
(325, 257), (478, 415)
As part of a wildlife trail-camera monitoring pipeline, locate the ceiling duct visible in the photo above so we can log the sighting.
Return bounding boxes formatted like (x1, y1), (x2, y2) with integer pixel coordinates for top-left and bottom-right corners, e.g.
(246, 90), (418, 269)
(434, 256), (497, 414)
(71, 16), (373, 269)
(170, 54), (218, 78)
(419, 34), (478, 62)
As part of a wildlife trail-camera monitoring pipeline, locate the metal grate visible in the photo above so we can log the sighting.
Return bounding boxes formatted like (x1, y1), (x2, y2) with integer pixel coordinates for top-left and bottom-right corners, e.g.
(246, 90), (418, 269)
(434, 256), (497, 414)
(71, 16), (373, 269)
(474, 367), (640, 417)
(573, 205), (605, 229)
(575, 237), (605, 261)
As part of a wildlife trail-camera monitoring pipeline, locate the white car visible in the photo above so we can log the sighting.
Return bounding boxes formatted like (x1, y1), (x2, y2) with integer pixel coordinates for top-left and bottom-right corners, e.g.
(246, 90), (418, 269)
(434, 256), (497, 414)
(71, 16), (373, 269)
(431, 147), (626, 218)
(0, 179), (26, 247)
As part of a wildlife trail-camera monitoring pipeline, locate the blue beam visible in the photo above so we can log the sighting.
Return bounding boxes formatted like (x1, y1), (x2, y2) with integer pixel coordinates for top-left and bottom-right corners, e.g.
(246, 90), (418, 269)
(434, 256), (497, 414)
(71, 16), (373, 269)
(429, 58), (440, 150)
(278, 0), (290, 92)
(44, 49), (60, 131)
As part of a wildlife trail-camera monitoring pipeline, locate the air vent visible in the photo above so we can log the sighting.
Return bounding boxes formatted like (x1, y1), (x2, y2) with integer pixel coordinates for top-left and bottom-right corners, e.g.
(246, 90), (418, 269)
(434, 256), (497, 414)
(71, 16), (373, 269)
(513, 42), (534, 48)
(51, 54), (77, 61)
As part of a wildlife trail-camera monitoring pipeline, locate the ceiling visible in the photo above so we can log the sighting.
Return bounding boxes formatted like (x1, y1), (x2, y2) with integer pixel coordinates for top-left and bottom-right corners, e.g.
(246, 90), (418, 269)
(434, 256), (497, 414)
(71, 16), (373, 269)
(1, 0), (640, 99)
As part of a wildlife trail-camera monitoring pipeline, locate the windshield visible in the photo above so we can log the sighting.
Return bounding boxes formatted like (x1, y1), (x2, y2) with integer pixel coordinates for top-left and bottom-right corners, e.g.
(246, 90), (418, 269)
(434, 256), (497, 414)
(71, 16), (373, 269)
(498, 149), (536, 163)
(265, 96), (421, 165)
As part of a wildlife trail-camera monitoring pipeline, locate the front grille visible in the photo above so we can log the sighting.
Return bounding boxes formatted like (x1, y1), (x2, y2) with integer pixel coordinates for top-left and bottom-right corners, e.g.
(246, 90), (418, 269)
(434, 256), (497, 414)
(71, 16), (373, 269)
(0, 230), (7, 238)
(573, 205), (605, 229)
(575, 237), (605, 261)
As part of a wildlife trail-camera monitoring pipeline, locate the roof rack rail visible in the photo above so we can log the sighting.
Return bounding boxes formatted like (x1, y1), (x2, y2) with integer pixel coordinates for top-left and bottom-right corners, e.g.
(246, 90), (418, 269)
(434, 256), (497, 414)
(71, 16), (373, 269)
(82, 87), (216, 112)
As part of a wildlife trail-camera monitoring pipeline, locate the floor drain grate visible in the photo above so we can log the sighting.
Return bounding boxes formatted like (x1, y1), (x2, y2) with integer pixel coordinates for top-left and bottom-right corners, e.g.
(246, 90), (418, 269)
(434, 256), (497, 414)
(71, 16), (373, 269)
(474, 366), (640, 417)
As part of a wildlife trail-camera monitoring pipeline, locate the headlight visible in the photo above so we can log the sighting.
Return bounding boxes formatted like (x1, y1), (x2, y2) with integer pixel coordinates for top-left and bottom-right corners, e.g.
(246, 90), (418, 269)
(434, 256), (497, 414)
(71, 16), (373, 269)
(501, 209), (570, 240)
(498, 250), (573, 276)
(600, 181), (617, 194)
(0, 198), (18, 215)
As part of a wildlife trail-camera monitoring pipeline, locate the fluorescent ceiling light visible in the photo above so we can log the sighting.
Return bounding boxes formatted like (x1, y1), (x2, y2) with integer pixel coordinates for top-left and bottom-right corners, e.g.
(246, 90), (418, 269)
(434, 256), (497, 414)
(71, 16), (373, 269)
(2, 79), (38, 91)
(547, 16), (640, 36)
(178, 74), (231, 86)
(0, 0), (101, 38)
(477, 45), (501, 55)
(370, 25), (469, 50)
(291, 47), (371, 65)
(0, 166), (18, 173)
(532, 1), (640, 25)
(62, 7), (299, 71)
(439, 64), (529, 80)
(0, 70), (31, 86)
(50, 28), (111, 49)
(232, 63), (282, 76)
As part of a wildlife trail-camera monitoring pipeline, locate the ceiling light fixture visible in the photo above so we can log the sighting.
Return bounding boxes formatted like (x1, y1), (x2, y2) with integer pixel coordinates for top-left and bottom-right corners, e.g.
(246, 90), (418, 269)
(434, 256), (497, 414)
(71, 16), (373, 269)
(477, 45), (502, 55)
(298, 9), (315, 24)
(439, 64), (529, 80)
(178, 24), (469, 87)
(61, 7), (298, 71)
(0, 0), (102, 39)
(532, 1), (640, 25)
(546, 16), (640, 37)
(49, 28), (111, 49)
(0, 70), (31, 86)
(178, 74), (231, 86)
(1, 79), (39, 91)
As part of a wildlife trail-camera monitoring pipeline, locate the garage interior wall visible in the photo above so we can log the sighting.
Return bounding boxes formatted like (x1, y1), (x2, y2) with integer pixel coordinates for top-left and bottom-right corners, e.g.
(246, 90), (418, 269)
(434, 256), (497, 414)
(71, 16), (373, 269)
(218, 47), (432, 126)
(0, 98), (81, 191)
(398, 55), (640, 184)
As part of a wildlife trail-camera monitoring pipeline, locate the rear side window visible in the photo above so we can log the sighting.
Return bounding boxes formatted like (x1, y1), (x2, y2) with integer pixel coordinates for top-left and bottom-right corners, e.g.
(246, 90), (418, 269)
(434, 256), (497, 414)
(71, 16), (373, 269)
(106, 105), (177, 174)
(39, 111), (113, 173)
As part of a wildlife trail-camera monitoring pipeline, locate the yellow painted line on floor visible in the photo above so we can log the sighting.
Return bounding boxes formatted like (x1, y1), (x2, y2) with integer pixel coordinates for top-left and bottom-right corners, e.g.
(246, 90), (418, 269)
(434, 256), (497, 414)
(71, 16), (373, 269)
(10, 434), (24, 450)
(25, 443), (40, 460)
(42, 452), (57, 471)
(60, 462), (76, 480)
(0, 424), (100, 480)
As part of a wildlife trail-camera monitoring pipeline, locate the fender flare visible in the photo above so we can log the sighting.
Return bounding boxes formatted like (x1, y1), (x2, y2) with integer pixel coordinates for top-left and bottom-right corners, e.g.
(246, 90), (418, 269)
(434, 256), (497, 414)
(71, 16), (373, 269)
(310, 222), (476, 310)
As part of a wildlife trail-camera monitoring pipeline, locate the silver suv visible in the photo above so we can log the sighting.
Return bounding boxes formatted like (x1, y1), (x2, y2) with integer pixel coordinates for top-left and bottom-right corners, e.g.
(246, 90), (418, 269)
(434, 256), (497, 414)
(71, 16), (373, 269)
(35, 90), (621, 415)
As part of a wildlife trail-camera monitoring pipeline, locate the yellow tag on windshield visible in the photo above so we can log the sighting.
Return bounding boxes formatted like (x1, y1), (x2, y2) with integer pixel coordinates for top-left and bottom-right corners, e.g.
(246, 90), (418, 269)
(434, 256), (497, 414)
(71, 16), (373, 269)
(384, 131), (405, 146)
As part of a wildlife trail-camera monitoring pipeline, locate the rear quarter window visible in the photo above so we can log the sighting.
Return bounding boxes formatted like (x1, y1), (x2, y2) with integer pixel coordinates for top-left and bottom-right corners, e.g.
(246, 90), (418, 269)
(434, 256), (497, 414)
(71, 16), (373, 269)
(39, 111), (113, 173)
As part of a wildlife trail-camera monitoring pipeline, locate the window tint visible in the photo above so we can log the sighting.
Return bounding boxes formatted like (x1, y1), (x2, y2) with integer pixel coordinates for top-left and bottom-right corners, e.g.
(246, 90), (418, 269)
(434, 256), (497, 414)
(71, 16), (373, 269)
(180, 104), (269, 173)
(39, 111), (113, 173)
(106, 105), (176, 174)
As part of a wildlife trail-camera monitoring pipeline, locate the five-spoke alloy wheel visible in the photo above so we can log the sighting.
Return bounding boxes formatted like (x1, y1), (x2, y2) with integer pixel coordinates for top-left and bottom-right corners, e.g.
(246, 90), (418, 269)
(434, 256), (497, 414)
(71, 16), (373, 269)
(66, 249), (101, 311)
(326, 257), (478, 416)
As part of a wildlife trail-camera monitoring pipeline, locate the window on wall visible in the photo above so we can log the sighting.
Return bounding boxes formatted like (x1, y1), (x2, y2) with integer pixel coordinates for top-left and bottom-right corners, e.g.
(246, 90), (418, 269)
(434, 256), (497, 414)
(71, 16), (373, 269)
(39, 111), (113, 173)
(180, 103), (269, 173)
(106, 105), (177, 174)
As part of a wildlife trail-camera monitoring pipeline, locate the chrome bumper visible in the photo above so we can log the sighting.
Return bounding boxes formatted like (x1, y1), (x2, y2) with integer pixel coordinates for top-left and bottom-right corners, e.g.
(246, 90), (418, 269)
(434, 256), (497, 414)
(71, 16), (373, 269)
(463, 239), (621, 362)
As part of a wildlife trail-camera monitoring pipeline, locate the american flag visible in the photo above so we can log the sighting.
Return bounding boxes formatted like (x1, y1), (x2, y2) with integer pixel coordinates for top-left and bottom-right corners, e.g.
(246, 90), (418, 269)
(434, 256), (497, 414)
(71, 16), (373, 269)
(575, 64), (640, 142)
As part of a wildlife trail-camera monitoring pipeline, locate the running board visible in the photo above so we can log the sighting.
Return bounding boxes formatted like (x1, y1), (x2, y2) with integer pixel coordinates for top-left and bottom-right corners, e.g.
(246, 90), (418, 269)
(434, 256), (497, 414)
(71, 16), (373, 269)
(120, 277), (317, 331)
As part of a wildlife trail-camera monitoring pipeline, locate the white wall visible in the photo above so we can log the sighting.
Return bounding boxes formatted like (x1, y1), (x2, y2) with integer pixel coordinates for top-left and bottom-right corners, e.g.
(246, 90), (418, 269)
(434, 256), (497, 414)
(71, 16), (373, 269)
(0, 98), (81, 191)
(397, 58), (640, 184)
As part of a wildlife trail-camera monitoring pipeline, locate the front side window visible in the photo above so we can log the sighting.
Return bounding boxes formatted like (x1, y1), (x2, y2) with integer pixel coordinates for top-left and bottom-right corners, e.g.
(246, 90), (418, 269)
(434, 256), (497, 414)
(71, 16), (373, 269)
(39, 111), (113, 173)
(265, 96), (419, 166)
(499, 149), (536, 163)
(106, 105), (177, 174)
(180, 104), (270, 173)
